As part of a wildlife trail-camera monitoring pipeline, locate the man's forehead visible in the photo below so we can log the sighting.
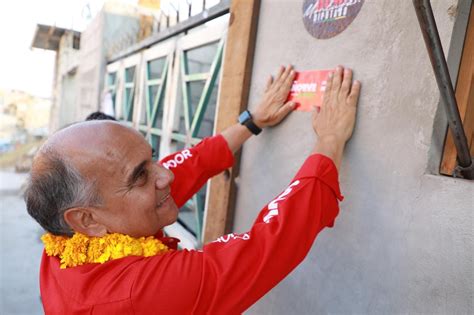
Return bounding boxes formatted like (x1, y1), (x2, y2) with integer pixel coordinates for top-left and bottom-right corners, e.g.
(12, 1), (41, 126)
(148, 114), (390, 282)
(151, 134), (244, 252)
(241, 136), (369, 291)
(49, 121), (133, 145)
(40, 121), (146, 174)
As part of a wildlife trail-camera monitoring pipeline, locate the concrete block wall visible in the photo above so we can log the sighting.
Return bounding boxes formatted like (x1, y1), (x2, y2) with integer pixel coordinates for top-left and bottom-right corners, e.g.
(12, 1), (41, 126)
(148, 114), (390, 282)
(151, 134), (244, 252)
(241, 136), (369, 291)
(77, 12), (106, 121)
(49, 32), (80, 131)
(76, 4), (141, 122)
(233, 0), (473, 313)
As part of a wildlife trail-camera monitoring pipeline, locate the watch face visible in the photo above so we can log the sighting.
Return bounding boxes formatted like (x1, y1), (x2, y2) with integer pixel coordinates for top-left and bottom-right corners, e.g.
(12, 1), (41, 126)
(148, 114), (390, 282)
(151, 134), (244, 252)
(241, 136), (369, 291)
(239, 110), (252, 124)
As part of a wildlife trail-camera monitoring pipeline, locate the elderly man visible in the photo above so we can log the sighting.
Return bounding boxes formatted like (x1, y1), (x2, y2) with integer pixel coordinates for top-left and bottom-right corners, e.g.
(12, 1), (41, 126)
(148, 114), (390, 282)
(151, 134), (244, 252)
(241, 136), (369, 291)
(26, 65), (360, 314)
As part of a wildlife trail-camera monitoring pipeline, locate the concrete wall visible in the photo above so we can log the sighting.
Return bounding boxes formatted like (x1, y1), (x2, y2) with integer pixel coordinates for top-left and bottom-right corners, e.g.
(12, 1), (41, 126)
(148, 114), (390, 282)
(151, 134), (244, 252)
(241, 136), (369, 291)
(76, 13), (105, 121)
(49, 3), (141, 130)
(76, 4), (141, 122)
(59, 73), (78, 127)
(50, 32), (80, 131)
(233, 0), (473, 314)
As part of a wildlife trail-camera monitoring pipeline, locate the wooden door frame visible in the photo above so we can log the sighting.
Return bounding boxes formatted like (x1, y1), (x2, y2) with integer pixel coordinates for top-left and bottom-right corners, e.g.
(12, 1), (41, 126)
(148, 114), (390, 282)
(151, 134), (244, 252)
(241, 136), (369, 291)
(203, 0), (261, 244)
(440, 3), (474, 176)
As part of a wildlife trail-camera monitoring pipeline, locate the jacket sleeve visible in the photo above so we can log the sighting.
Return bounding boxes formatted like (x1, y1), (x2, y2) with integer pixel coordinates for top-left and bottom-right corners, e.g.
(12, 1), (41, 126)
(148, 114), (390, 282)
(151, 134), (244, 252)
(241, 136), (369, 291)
(159, 134), (234, 207)
(131, 154), (343, 314)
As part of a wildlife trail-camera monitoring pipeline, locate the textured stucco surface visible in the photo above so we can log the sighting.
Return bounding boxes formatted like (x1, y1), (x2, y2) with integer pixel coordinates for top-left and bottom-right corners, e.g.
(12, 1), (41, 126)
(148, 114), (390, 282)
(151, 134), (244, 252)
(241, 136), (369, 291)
(72, 9), (140, 125)
(233, 0), (473, 314)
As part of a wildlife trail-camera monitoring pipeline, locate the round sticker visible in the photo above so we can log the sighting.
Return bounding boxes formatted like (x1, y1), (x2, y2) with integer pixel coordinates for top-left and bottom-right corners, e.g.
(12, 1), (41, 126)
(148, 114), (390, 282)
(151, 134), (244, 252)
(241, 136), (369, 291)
(302, 0), (364, 39)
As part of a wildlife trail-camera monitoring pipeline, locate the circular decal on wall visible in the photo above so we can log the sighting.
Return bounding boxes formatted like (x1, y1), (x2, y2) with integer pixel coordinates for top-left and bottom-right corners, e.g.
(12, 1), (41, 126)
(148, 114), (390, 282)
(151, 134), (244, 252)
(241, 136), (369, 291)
(302, 0), (364, 39)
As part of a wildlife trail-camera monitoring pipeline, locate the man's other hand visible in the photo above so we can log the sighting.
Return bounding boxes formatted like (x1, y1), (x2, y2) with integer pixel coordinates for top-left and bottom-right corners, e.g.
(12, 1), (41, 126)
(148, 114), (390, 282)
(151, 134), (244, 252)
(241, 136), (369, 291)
(311, 66), (361, 170)
(312, 66), (361, 144)
(253, 65), (297, 128)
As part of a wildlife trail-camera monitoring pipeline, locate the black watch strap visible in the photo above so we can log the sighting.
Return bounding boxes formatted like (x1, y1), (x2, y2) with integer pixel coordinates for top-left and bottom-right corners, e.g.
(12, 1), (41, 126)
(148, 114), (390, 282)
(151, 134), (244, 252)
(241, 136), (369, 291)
(239, 110), (262, 135)
(244, 119), (262, 135)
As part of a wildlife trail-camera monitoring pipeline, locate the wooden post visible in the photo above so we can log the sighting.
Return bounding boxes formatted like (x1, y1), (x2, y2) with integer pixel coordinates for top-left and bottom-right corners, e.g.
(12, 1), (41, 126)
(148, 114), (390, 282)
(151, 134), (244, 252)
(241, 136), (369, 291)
(203, 0), (260, 244)
(440, 4), (474, 175)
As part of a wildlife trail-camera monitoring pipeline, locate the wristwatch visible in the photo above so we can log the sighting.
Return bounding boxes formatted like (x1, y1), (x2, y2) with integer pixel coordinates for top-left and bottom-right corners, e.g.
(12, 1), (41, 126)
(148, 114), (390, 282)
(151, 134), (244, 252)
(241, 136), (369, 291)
(238, 110), (262, 135)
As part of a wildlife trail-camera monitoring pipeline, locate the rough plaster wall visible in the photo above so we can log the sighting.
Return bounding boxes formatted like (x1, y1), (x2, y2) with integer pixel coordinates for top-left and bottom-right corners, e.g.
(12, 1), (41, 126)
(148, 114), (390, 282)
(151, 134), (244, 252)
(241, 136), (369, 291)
(77, 12), (105, 120)
(59, 74), (77, 127)
(233, 0), (473, 314)
(49, 51), (61, 132)
(75, 10), (140, 121)
(50, 34), (79, 131)
(57, 34), (79, 128)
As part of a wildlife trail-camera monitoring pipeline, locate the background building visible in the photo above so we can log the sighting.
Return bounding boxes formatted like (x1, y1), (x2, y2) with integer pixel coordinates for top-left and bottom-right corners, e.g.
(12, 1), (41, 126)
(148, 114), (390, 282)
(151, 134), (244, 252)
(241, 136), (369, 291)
(0, 89), (50, 146)
(31, 0), (162, 131)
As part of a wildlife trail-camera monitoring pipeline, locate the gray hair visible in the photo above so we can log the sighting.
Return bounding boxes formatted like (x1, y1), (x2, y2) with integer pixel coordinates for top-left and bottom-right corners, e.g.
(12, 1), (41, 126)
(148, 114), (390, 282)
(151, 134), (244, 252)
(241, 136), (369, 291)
(25, 150), (102, 236)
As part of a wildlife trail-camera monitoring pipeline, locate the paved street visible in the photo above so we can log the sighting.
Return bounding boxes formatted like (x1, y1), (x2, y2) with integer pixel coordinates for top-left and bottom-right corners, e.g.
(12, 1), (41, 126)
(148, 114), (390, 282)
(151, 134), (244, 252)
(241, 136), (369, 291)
(0, 169), (44, 315)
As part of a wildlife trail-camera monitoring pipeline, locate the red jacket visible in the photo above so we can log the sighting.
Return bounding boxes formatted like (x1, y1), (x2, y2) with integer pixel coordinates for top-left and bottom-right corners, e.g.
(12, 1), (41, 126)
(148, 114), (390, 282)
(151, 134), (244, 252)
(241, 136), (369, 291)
(40, 135), (343, 314)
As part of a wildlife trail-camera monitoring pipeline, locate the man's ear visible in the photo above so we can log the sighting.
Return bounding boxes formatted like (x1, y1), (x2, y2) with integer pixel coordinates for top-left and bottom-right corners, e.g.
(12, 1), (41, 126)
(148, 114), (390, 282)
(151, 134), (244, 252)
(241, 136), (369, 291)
(63, 208), (107, 237)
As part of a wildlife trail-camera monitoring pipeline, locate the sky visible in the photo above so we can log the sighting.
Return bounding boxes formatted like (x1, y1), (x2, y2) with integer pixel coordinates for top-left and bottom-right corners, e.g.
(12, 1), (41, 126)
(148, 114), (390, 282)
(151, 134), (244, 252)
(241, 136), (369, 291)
(0, 0), (106, 98)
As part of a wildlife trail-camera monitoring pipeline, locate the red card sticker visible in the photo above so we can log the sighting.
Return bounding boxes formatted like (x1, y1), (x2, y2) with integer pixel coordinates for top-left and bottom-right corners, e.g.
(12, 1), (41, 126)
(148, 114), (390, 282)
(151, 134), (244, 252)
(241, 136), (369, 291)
(288, 70), (332, 111)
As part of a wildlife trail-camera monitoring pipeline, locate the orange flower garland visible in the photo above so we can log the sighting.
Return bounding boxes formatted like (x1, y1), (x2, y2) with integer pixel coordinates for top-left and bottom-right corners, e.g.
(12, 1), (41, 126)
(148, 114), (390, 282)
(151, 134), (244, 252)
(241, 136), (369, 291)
(41, 232), (170, 269)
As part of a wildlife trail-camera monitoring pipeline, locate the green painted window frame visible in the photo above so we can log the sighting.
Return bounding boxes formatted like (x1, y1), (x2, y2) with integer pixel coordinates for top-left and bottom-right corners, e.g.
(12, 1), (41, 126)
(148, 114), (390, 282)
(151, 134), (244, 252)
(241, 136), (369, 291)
(172, 38), (225, 242)
(123, 66), (137, 122)
(139, 55), (170, 156)
(105, 33), (226, 246)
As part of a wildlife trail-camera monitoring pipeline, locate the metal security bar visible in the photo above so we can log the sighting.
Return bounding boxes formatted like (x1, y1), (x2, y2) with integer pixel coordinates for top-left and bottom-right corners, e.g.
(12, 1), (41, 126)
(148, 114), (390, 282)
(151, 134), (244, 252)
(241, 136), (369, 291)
(413, 0), (474, 179)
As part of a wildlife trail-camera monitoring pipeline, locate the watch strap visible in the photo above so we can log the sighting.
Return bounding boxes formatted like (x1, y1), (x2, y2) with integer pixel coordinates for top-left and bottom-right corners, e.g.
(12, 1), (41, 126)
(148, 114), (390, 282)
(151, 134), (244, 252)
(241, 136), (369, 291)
(239, 110), (262, 135)
(243, 119), (262, 135)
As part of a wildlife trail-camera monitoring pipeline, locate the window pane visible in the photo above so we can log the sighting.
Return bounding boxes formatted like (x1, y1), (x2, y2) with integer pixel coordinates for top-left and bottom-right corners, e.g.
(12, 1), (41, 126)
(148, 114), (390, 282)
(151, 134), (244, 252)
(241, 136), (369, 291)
(151, 135), (160, 158)
(154, 103), (164, 129)
(148, 84), (165, 129)
(125, 88), (133, 106)
(178, 115), (187, 135)
(125, 87), (134, 121)
(111, 91), (116, 114)
(148, 57), (166, 80)
(125, 66), (135, 83)
(187, 80), (206, 120)
(196, 80), (218, 138)
(185, 42), (219, 74)
(177, 184), (207, 237)
(175, 141), (186, 152)
(108, 72), (116, 86)
(176, 78), (219, 139)
(177, 80), (205, 136)
(173, 76), (184, 137)
(148, 84), (160, 108)
(178, 205), (197, 237)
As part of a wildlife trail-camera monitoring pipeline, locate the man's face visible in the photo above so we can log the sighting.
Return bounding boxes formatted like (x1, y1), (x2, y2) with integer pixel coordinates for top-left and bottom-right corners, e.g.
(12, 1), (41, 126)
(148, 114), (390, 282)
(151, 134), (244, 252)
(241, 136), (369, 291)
(67, 123), (179, 237)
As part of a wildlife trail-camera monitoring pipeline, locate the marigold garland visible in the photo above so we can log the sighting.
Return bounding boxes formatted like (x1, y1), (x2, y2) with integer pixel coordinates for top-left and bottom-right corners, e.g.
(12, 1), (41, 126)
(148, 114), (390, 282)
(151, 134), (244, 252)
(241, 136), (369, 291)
(41, 232), (170, 269)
